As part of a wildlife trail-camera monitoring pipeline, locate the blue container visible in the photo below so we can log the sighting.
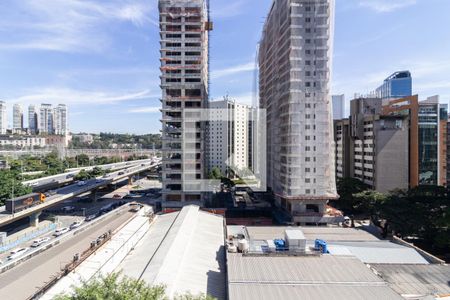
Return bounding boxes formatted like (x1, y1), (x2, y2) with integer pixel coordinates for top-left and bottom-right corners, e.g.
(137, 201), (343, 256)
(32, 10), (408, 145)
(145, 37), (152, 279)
(274, 239), (286, 251)
(315, 239), (328, 254)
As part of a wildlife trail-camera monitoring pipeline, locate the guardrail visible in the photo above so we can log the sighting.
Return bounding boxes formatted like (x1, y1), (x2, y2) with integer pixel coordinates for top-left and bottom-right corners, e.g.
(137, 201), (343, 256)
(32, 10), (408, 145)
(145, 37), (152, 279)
(0, 204), (130, 274)
(0, 223), (57, 254)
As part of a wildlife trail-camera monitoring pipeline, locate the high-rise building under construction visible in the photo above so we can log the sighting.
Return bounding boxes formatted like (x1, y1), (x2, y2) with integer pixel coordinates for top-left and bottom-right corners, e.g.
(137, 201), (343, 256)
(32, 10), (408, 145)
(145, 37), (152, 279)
(259, 0), (338, 224)
(159, 0), (211, 203)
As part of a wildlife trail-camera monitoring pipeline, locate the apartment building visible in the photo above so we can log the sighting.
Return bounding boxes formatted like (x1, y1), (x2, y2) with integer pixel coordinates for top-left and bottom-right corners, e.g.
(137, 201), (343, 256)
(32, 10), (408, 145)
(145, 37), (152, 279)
(0, 101), (6, 135)
(53, 104), (68, 135)
(259, 0), (337, 224)
(207, 98), (254, 177)
(13, 103), (24, 130)
(39, 104), (53, 134)
(28, 105), (38, 135)
(159, 0), (211, 203)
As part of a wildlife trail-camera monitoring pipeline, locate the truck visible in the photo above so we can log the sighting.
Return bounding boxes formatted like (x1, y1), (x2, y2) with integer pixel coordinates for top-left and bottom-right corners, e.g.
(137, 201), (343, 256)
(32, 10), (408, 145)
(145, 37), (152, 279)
(5, 193), (46, 214)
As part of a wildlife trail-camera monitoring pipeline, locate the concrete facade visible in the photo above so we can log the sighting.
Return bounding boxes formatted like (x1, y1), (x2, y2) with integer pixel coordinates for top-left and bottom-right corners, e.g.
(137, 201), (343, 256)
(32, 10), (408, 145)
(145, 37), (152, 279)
(259, 0), (337, 224)
(159, 0), (211, 203)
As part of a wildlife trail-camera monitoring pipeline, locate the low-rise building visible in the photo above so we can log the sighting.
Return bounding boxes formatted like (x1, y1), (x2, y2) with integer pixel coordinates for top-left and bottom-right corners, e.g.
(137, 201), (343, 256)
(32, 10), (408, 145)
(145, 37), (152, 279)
(0, 135), (46, 148)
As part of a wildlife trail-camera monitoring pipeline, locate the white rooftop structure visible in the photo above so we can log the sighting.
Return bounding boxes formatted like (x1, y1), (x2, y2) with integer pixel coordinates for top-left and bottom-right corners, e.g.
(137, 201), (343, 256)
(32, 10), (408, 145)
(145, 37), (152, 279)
(118, 205), (226, 299)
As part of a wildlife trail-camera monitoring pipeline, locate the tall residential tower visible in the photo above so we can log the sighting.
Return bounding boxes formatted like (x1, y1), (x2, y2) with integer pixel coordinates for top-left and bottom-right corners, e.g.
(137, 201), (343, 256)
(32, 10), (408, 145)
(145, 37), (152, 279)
(0, 101), (7, 134)
(159, 0), (211, 203)
(259, 0), (337, 224)
(13, 104), (24, 130)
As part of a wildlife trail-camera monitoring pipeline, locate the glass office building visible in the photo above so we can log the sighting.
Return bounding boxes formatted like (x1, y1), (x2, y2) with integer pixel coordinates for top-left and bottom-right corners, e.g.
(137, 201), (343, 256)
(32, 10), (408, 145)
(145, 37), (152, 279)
(376, 71), (412, 99)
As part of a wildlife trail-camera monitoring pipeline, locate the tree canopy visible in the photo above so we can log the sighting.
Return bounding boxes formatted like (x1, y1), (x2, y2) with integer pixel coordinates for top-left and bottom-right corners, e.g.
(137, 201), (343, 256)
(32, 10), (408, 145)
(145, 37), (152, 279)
(54, 273), (215, 300)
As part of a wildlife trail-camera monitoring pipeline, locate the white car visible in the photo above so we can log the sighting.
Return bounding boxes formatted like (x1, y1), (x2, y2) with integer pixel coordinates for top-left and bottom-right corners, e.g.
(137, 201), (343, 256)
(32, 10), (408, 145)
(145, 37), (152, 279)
(70, 220), (83, 230)
(7, 247), (29, 260)
(31, 237), (51, 248)
(53, 227), (70, 237)
(77, 181), (86, 186)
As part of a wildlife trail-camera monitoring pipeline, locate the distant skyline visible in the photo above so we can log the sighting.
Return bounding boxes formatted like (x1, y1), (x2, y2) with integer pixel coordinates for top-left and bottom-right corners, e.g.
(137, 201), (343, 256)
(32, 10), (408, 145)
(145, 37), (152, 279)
(0, 0), (449, 134)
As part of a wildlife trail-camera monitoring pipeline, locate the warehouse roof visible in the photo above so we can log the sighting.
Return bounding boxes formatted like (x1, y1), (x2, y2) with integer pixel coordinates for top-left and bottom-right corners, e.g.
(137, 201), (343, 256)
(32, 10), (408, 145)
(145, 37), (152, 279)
(227, 254), (402, 300)
(118, 206), (226, 299)
(328, 241), (429, 264)
(371, 264), (450, 298)
(244, 225), (379, 241)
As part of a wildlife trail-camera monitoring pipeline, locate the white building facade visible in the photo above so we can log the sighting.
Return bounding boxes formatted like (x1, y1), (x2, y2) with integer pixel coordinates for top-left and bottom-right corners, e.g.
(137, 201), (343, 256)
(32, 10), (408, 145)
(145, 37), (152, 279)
(332, 94), (345, 120)
(0, 101), (7, 135)
(207, 98), (253, 177)
(53, 104), (68, 135)
(39, 104), (53, 134)
(13, 103), (24, 130)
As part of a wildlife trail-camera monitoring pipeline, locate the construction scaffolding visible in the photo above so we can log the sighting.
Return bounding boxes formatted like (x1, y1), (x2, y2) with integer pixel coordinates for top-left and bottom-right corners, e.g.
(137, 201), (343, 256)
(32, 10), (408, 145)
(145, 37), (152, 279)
(258, 0), (338, 224)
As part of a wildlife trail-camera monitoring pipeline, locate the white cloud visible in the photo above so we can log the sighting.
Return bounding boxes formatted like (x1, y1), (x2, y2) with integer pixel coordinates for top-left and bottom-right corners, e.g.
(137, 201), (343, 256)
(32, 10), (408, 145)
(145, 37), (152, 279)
(128, 106), (161, 113)
(359, 0), (417, 13)
(0, 0), (156, 53)
(211, 62), (256, 79)
(6, 88), (159, 106)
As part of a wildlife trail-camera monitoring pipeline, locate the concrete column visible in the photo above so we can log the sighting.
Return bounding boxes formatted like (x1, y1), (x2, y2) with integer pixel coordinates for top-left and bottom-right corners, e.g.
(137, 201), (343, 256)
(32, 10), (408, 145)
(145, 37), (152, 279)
(128, 176), (133, 185)
(29, 211), (41, 227)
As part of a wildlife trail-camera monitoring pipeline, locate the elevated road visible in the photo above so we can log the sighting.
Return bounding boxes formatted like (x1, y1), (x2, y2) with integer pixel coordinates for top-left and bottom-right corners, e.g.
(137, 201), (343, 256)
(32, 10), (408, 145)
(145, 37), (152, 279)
(0, 160), (161, 227)
(23, 158), (154, 189)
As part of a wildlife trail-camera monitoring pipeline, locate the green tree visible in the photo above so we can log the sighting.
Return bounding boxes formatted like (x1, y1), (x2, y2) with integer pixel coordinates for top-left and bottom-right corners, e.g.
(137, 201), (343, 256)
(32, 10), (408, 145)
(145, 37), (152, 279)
(74, 169), (92, 181)
(0, 170), (32, 205)
(89, 166), (105, 177)
(76, 154), (90, 167)
(208, 167), (222, 180)
(333, 177), (370, 214)
(54, 273), (215, 300)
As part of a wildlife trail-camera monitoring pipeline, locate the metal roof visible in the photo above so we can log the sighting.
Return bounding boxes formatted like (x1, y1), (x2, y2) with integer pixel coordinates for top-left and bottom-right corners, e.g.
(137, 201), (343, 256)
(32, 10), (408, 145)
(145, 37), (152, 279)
(328, 241), (430, 264)
(229, 283), (403, 300)
(227, 254), (402, 300)
(371, 264), (450, 298)
(118, 206), (226, 299)
(245, 226), (379, 241)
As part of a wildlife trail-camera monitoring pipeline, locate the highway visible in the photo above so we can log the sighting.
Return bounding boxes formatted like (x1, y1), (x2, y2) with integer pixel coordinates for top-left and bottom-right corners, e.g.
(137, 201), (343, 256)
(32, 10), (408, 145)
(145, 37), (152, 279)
(0, 209), (135, 299)
(0, 160), (161, 227)
(23, 158), (154, 189)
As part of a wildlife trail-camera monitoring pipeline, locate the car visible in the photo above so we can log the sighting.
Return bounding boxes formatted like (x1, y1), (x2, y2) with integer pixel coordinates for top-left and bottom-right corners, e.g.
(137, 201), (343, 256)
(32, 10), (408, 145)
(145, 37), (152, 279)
(30, 182), (39, 187)
(66, 174), (75, 179)
(85, 214), (96, 222)
(77, 181), (86, 186)
(70, 220), (83, 229)
(141, 163), (146, 166)
(118, 171), (125, 175)
(113, 194), (122, 199)
(7, 247), (29, 260)
(102, 174), (109, 178)
(45, 190), (57, 197)
(95, 179), (102, 183)
(53, 227), (70, 237)
(31, 237), (51, 248)
(61, 206), (75, 213)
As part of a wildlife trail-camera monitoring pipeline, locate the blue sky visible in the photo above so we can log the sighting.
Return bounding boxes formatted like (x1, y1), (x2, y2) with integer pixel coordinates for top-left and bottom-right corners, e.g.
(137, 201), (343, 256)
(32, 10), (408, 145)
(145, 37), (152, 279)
(0, 0), (449, 134)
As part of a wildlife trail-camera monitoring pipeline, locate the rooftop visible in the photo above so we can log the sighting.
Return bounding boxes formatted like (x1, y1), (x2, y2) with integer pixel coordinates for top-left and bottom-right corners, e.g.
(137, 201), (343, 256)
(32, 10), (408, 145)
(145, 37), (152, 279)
(117, 206), (226, 299)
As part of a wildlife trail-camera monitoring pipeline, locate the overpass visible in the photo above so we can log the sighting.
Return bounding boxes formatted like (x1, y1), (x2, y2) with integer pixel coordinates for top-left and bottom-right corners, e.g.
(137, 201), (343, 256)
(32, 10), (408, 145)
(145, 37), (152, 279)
(0, 149), (161, 159)
(0, 160), (161, 228)
(23, 159), (154, 191)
